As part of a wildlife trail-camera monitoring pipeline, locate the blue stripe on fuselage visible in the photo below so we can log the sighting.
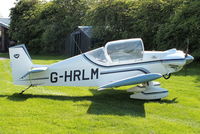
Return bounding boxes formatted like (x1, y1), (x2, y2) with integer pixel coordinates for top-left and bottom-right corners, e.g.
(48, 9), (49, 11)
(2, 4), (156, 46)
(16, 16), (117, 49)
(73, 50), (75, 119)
(83, 54), (185, 68)
(100, 68), (150, 75)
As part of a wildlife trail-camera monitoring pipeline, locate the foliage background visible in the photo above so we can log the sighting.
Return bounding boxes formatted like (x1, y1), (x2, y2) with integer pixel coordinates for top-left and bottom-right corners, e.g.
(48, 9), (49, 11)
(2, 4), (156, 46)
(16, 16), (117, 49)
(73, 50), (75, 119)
(9, 0), (200, 58)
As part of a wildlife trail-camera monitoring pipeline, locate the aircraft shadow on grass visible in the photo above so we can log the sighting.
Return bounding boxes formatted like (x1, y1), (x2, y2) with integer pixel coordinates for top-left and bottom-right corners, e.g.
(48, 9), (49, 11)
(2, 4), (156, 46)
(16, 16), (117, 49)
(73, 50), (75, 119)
(1, 89), (178, 117)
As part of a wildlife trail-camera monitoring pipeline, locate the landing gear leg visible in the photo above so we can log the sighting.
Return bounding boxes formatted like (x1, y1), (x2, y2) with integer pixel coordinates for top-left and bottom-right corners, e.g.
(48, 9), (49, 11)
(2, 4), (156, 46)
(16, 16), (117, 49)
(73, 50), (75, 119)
(19, 84), (33, 94)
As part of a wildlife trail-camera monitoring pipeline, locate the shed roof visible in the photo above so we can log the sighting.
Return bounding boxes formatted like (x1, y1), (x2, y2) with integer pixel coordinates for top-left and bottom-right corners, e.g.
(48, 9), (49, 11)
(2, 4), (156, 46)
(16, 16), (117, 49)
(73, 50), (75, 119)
(78, 26), (92, 38)
(0, 18), (10, 29)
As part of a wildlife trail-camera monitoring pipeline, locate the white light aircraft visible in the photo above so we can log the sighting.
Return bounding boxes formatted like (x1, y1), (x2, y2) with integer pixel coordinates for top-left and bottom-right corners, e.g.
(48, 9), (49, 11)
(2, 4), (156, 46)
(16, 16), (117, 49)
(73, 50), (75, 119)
(9, 38), (194, 100)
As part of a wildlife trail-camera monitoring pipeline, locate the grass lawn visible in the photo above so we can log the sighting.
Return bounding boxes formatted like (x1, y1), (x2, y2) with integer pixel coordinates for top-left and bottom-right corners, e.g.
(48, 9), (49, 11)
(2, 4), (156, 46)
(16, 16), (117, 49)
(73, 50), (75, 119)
(0, 55), (200, 134)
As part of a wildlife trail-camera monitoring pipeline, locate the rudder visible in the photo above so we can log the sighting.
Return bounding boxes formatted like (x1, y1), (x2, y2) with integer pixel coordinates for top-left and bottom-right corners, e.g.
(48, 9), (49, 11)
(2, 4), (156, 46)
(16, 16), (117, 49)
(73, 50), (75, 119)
(9, 45), (32, 85)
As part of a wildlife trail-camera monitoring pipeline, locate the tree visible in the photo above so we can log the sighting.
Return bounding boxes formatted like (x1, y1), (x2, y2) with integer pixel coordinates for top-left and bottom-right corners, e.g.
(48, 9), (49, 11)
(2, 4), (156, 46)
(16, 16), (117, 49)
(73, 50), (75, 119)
(85, 0), (183, 50)
(9, 0), (87, 54)
(9, 0), (43, 51)
(155, 0), (200, 58)
(84, 0), (137, 47)
(9, 0), (199, 58)
(38, 0), (87, 53)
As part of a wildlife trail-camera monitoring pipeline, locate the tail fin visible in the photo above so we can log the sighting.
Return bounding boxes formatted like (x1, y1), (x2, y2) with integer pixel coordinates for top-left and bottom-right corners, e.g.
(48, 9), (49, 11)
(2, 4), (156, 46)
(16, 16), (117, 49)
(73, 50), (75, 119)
(9, 45), (32, 85)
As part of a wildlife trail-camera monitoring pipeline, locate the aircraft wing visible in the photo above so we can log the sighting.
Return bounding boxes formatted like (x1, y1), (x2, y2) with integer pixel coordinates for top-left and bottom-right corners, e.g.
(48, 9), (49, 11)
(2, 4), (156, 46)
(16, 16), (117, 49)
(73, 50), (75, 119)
(99, 73), (162, 89)
(20, 66), (48, 79)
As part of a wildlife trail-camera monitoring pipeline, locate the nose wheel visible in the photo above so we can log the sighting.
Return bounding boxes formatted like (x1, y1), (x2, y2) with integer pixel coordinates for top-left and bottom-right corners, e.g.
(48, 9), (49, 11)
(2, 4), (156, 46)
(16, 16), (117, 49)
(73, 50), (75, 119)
(127, 81), (168, 100)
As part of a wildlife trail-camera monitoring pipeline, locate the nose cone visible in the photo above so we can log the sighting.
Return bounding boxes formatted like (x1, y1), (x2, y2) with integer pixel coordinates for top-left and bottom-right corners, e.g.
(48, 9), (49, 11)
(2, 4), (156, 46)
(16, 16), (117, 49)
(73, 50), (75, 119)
(185, 55), (194, 64)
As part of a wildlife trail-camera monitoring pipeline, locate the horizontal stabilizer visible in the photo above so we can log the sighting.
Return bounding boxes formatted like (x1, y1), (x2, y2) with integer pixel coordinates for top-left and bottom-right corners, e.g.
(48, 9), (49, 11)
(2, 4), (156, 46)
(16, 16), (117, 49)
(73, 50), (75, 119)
(100, 73), (162, 88)
(20, 66), (48, 79)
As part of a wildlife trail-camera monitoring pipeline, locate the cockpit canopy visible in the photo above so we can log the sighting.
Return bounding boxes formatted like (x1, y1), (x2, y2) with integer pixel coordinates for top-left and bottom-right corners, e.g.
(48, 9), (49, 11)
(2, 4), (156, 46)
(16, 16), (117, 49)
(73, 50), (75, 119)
(85, 38), (144, 65)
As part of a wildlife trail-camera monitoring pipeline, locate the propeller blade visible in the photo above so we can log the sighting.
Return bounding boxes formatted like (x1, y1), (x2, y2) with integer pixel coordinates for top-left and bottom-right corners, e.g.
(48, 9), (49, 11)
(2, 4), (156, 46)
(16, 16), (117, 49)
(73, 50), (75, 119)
(185, 38), (189, 57)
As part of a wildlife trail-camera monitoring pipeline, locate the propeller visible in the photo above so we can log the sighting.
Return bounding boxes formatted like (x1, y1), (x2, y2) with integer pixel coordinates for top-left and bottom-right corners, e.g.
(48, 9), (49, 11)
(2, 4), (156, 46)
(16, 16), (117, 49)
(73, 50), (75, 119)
(185, 38), (189, 58)
(184, 38), (189, 75)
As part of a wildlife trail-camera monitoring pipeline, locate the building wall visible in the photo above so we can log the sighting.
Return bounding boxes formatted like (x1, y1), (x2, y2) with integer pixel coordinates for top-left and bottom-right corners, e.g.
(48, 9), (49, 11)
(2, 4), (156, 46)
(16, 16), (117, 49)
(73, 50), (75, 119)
(81, 32), (91, 52)
(0, 26), (9, 52)
(67, 29), (92, 57)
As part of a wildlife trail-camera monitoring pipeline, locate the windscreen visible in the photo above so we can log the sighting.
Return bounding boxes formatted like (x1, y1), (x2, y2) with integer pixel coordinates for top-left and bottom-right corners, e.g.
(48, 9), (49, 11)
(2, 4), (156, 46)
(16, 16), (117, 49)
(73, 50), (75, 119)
(106, 39), (143, 63)
(85, 47), (108, 64)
